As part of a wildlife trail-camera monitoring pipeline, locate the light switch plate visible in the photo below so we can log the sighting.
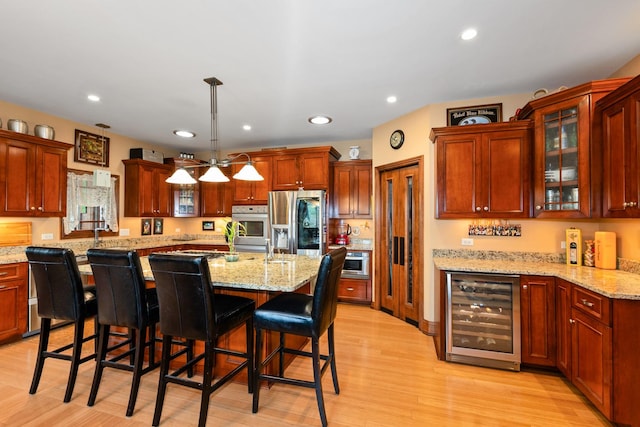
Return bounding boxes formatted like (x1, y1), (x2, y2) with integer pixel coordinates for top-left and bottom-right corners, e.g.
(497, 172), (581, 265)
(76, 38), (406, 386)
(560, 241), (566, 249)
(119, 228), (130, 236)
(41, 233), (53, 240)
(461, 238), (474, 246)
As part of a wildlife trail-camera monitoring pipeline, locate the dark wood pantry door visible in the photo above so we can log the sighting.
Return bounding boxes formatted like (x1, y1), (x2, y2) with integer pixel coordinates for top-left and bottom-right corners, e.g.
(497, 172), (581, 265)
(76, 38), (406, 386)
(377, 158), (423, 326)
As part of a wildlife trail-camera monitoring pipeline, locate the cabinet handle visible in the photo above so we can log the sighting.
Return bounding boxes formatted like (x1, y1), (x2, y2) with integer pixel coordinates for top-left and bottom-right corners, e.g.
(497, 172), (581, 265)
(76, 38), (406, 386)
(569, 319), (576, 324)
(30, 206), (36, 211)
(475, 206), (481, 211)
(0, 272), (8, 276)
(631, 202), (638, 207)
(535, 205), (543, 210)
(346, 287), (354, 292)
(522, 284), (528, 289)
(580, 298), (594, 308)
(0, 285), (5, 289)
(37, 206), (43, 211)
(483, 206), (489, 211)
(623, 202), (630, 208)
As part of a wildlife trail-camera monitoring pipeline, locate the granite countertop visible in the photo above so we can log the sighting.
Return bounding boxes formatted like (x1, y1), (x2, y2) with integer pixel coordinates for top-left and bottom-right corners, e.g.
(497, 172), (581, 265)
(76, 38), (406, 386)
(434, 257), (640, 300)
(78, 252), (322, 293)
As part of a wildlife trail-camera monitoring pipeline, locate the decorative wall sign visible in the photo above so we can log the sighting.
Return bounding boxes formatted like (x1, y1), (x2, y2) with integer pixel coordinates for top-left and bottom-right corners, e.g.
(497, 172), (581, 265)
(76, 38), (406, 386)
(141, 218), (152, 236)
(202, 220), (215, 231)
(153, 218), (164, 235)
(74, 129), (110, 166)
(447, 103), (502, 126)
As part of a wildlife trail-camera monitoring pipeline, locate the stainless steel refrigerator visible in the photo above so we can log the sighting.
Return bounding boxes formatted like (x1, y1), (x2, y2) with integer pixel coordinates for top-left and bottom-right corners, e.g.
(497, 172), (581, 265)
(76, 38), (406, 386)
(268, 190), (326, 257)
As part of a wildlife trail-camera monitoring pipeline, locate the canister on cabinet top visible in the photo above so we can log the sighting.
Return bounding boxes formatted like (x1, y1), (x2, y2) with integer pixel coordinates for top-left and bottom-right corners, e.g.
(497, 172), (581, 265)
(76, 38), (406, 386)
(595, 231), (617, 269)
(566, 228), (582, 266)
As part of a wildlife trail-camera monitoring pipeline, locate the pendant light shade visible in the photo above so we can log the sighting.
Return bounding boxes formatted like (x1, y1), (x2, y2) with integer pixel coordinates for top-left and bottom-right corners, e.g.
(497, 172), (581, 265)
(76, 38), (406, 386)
(233, 162), (264, 181)
(166, 76), (264, 184)
(165, 167), (197, 185)
(199, 164), (230, 182)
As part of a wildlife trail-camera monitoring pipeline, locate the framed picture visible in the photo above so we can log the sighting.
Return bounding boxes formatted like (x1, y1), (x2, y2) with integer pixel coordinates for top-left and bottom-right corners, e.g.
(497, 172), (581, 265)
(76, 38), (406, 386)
(74, 129), (110, 166)
(202, 220), (215, 231)
(141, 218), (152, 236)
(153, 218), (164, 235)
(446, 103), (503, 126)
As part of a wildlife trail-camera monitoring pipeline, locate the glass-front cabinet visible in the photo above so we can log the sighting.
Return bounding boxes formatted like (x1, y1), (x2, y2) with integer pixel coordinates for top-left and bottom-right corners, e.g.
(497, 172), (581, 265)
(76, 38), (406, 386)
(518, 79), (631, 218)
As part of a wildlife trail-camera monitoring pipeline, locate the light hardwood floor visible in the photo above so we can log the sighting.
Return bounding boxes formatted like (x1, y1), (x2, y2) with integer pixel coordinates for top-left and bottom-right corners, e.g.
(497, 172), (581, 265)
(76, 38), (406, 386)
(0, 304), (610, 426)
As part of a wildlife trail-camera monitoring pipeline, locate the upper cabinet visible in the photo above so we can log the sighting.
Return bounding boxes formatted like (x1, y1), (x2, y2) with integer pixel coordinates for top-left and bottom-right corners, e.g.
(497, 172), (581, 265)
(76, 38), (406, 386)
(271, 146), (340, 191)
(123, 159), (172, 217)
(0, 130), (71, 217)
(595, 74), (640, 218)
(232, 155), (272, 205)
(331, 160), (372, 219)
(517, 78), (631, 218)
(430, 121), (533, 219)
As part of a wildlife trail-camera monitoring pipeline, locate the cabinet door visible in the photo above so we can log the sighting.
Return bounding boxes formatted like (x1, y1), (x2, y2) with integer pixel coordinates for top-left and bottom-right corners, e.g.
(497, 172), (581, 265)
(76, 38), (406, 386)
(0, 263), (27, 344)
(201, 178), (234, 217)
(155, 168), (172, 216)
(435, 134), (479, 218)
(233, 156), (271, 205)
(482, 130), (531, 217)
(299, 152), (329, 189)
(571, 308), (612, 418)
(337, 277), (371, 303)
(534, 96), (591, 218)
(601, 94), (640, 217)
(520, 275), (556, 367)
(555, 279), (572, 378)
(271, 155), (299, 190)
(0, 138), (35, 215)
(138, 164), (158, 216)
(332, 162), (372, 218)
(37, 145), (67, 216)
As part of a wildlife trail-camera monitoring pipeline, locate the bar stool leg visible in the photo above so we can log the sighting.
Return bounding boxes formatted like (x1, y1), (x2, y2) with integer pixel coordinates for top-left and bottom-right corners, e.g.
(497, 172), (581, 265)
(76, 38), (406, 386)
(152, 335), (172, 426)
(328, 324), (339, 394)
(29, 318), (51, 395)
(311, 337), (328, 427)
(252, 328), (263, 413)
(63, 318), (86, 402)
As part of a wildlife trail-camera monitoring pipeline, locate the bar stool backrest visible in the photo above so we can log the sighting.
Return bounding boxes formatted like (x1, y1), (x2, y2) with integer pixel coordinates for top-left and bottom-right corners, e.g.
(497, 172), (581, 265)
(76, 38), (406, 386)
(312, 247), (347, 338)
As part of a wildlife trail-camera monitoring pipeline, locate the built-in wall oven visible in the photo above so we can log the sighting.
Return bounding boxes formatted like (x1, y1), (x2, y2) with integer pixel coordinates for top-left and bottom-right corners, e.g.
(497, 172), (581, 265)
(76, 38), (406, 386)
(231, 205), (269, 252)
(341, 251), (370, 279)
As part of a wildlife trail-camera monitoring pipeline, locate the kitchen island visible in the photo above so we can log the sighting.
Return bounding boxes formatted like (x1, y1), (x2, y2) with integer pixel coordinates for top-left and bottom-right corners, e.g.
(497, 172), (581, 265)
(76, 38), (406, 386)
(79, 251), (324, 384)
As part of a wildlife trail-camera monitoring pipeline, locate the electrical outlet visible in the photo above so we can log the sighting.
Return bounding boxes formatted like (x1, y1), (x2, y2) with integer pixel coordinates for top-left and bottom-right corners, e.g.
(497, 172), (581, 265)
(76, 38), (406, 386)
(119, 228), (130, 236)
(560, 240), (566, 249)
(175, 228), (181, 233)
(461, 238), (474, 246)
(41, 233), (54, 240)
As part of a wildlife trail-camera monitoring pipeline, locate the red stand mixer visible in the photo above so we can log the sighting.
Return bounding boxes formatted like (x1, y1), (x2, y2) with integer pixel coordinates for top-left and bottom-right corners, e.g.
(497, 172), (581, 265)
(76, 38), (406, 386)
(335, 223), (351, 245)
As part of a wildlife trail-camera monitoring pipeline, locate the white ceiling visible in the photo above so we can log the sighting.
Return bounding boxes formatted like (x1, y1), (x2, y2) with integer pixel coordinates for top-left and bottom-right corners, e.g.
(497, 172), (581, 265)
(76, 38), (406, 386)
(1, 0), (639, 153)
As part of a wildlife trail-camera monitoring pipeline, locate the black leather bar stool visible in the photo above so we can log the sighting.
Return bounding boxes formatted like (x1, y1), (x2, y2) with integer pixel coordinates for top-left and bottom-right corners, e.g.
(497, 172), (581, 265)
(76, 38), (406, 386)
(149, 253), (255, 427)
(252, 247), (346, 427)
(86, 248), (184, 417)
(25, 246), (98, 403)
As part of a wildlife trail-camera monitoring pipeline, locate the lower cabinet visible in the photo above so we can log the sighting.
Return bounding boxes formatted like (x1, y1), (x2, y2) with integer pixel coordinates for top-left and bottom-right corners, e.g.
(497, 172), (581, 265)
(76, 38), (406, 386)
(0, 263), (28, 344)
(520, 275), (556, 367)
(337, 277), (371, 304)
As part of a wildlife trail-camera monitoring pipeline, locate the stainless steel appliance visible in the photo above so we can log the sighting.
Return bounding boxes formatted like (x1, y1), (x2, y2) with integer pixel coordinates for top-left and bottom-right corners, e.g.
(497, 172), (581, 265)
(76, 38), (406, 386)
(342, 251), (370, 279)
(268, 190), (327, 257)
(231, 205), (269, 252)
(445, 272), (521, 371)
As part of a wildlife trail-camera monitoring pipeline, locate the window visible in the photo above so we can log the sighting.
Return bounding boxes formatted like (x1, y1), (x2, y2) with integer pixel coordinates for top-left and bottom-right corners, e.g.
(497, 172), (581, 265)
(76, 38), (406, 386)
(60, 169), (119, 239)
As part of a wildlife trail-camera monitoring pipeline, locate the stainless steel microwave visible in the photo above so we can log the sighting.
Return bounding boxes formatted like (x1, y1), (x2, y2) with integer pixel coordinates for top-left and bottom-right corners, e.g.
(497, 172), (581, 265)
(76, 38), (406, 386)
(342, 251), (370, 279)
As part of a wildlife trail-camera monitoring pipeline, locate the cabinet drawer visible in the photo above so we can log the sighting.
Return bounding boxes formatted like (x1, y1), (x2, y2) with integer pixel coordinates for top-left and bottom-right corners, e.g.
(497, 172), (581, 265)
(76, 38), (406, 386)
(338, 279), (369, 302)
(0, 263), (27, 282)
(572, 285), (611, 325)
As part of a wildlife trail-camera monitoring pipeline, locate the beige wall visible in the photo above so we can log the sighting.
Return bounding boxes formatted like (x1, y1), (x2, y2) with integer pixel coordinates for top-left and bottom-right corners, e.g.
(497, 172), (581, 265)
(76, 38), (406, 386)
(371, 58), (640, 323)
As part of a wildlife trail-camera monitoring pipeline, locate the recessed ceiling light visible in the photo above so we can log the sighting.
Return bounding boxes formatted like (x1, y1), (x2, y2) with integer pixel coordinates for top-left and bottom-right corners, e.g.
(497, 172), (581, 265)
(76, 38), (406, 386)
(173, 130), (195, 138)
(243, 124), (252, 131)
(387, 96), (397, 103)
(461, 28), (478, 40)
(308, 115), (332, 125)
(87, 94), (101, 102)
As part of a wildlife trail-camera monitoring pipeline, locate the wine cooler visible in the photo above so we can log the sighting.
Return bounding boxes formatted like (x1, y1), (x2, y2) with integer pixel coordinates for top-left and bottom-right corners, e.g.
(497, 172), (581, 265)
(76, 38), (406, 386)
(446, 272), (521, 371)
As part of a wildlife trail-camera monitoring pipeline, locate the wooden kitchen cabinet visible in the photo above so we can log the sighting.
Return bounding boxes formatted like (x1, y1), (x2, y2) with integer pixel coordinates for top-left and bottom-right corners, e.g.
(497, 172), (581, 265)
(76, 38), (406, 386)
(0, 262), (28, 344)
(200, 168), (234, 216)
(337, 277), (371, 304)
(123, 159), (173, 217)
(0, 130), (70, 217)
(232, 155), (272, 205)
(517, 78), (630, 218)
(331, 160), (372, 219)
(520, 275), (556, 367)
(271, 146), (340, 191)
(595, 74), (640, 217)
(555, 278), (572, 378)
(430, 121), (533, 218)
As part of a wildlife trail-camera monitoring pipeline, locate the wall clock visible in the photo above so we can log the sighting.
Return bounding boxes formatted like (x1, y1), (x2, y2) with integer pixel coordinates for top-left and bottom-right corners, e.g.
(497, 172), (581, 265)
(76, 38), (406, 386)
(390, 129), (404, 149)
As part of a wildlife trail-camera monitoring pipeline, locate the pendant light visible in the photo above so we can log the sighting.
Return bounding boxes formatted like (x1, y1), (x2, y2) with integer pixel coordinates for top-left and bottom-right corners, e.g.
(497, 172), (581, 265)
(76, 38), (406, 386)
(166, 77), (264, 184)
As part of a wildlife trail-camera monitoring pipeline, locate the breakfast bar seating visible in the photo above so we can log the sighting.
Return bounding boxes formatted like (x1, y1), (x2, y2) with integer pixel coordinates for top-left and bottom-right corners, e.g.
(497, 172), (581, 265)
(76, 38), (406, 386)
(149, 253), (255, 427)
(25, 247), (98, 403)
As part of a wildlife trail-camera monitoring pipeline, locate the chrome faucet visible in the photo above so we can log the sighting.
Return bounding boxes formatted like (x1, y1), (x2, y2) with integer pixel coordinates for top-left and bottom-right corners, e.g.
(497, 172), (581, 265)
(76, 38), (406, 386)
(265, 238), (273, 262)
(94, 227), (107, 246)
